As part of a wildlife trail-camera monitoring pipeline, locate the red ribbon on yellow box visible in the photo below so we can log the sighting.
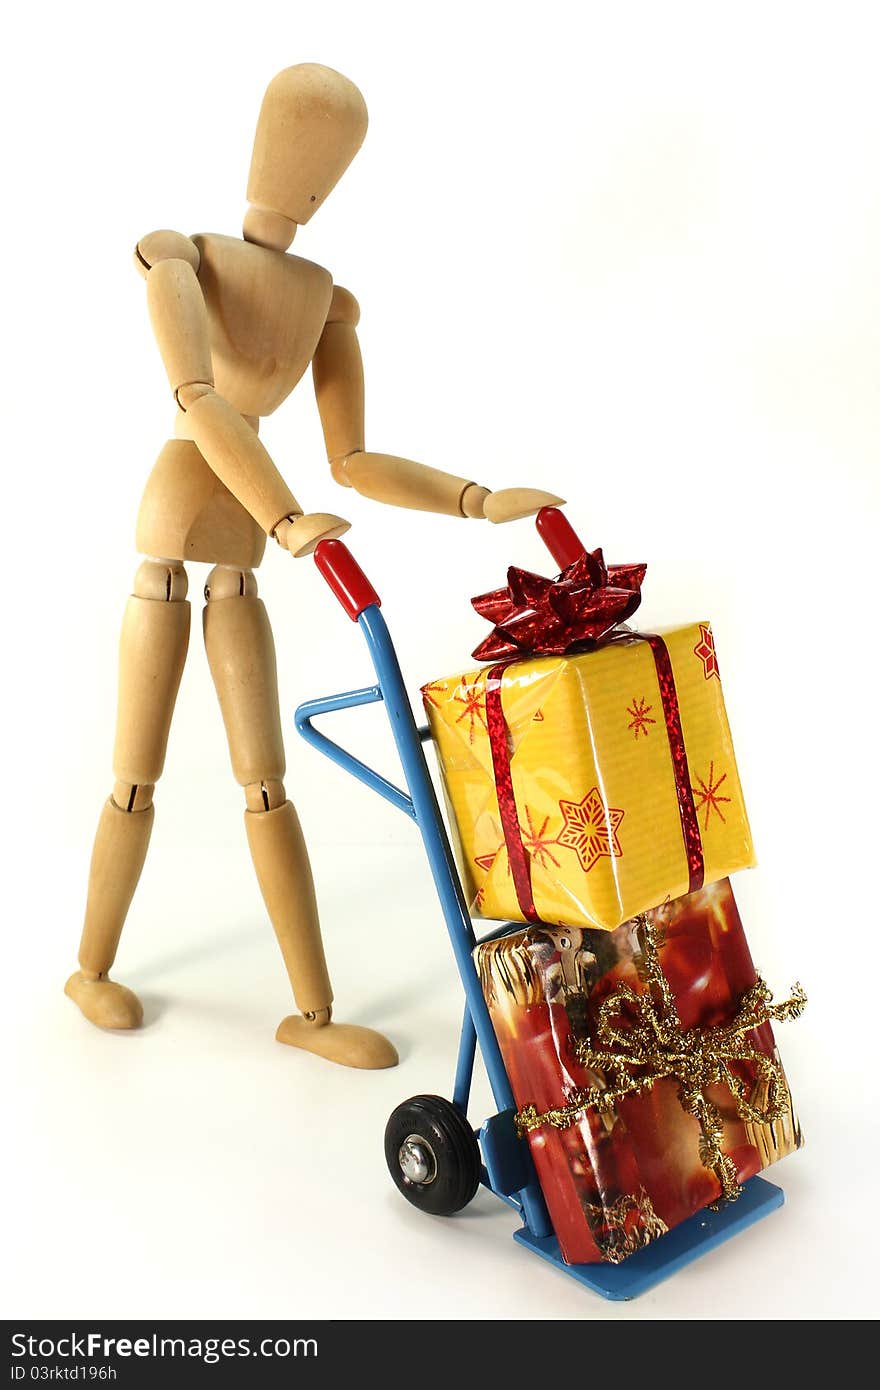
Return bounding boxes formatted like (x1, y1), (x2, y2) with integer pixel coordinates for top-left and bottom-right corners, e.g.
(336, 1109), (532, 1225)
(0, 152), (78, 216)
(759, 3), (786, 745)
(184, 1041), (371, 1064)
(471, 547), (646, 663)
(473, 548), (705, 923)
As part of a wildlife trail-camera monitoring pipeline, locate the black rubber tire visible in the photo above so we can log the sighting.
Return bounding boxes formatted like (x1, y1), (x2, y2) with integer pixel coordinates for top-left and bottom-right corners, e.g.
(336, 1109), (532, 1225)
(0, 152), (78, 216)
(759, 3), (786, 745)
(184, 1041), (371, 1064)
(385, 1094), (481, 1217)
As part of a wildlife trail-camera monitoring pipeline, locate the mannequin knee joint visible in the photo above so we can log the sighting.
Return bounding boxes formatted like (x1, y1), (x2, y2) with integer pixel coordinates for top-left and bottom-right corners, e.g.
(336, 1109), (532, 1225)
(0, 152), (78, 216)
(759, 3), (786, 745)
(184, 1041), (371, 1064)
(134, 559), (188, 602)
(244, 779), (286, 812)
(112, 781), (155, 813)
(204, 566), (259, 602)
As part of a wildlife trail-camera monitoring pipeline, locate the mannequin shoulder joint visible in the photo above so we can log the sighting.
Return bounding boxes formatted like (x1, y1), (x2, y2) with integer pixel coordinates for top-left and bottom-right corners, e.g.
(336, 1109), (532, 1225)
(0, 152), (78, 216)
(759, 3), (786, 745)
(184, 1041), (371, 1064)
(134, 230), (200, 279)
(326, 284), (360, 327)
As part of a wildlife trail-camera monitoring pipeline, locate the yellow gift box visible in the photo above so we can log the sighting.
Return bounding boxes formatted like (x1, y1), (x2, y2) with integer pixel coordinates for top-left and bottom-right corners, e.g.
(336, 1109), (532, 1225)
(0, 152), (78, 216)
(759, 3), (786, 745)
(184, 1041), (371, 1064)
(422, 622), (755, 931)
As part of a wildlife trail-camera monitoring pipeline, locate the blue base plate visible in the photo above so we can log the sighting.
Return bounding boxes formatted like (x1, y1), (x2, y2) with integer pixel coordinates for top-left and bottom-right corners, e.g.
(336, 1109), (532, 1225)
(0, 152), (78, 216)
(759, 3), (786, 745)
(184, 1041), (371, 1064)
(513, 1175), (784, 1301)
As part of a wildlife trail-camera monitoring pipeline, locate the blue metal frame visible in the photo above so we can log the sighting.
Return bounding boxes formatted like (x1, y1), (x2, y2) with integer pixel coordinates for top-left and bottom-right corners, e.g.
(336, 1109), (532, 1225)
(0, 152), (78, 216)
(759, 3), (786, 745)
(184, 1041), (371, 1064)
(295, 600), (784, 1300)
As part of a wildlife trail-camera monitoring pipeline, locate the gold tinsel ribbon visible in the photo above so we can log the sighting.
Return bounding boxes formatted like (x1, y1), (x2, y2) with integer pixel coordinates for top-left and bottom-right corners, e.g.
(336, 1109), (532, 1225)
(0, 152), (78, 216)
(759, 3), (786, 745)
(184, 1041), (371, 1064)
(515, 917), (807, 1202)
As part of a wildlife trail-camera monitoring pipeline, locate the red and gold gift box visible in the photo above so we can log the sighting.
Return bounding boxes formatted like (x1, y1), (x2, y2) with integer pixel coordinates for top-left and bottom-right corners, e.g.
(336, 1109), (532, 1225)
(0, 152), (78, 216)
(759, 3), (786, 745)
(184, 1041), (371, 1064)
(475, 878), (804, 1266)
(422, 622), (755, 932)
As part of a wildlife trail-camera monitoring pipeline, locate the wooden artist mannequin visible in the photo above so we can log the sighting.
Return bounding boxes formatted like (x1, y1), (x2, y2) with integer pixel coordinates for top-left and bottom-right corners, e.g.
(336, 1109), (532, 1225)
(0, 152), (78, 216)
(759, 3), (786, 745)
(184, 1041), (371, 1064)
(65, 64), (563, 1068)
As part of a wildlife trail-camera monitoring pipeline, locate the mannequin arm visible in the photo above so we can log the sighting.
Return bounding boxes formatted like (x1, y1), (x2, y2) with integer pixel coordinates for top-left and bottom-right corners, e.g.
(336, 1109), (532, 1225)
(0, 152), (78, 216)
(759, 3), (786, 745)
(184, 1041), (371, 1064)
(312, 286), (486, 517)
(137, 231), (347, 552)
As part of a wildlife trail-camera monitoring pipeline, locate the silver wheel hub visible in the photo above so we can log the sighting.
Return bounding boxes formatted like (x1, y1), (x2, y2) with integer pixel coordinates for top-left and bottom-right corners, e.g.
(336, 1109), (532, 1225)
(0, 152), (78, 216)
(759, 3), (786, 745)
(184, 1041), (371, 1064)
(399, 1134), (437, 1185)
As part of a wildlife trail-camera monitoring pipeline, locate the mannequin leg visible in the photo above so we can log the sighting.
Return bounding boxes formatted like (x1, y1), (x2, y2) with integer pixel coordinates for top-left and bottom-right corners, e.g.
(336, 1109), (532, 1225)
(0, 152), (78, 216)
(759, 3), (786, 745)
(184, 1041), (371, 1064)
(66, 559), (190, 1028)
(202, 564), (397, 1069)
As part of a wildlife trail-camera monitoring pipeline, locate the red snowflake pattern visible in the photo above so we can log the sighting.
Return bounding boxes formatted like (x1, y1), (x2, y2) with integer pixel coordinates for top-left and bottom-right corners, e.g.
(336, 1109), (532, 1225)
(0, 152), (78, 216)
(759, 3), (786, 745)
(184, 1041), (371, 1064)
(453, 675), (488, 743)
(694, 623), (719, 680)
(474, 848), (510, 879)
(691, 761), (731, 829)
(626, 695), (656, 739)
(474, 851), (499, 872)
(421, 680), (448, 710)
(519, 806), (562, 871)
(556, 788), (625, 873)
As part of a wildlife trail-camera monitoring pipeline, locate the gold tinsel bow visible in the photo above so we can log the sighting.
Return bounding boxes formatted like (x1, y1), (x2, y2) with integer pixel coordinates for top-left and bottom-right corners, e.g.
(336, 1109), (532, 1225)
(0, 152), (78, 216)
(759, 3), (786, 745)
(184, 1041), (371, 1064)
(515, 918), (807, 1202)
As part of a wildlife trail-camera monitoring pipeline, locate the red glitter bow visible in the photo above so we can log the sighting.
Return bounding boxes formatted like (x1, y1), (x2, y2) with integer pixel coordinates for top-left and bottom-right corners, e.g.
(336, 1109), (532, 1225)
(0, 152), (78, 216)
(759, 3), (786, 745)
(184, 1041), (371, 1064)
(471, 549), (647, 661)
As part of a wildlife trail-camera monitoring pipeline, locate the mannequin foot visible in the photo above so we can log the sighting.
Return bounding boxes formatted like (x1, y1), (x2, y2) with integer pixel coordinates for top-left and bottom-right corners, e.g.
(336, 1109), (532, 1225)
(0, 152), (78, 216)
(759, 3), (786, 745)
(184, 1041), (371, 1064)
(276, 1012), (399, 1069)
(482, 487), (566, 523)
(65, 971), (144, 1030)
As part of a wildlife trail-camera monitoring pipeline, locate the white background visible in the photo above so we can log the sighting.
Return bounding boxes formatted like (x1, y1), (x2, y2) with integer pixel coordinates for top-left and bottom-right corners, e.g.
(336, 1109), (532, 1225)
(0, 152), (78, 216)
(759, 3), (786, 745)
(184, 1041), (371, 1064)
(2, 0), (877, 1322)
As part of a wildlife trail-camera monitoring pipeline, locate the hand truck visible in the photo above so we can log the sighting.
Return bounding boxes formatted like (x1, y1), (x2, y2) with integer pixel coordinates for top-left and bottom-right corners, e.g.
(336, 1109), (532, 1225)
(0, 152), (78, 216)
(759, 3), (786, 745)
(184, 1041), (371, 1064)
(294, 508), (784, 1301)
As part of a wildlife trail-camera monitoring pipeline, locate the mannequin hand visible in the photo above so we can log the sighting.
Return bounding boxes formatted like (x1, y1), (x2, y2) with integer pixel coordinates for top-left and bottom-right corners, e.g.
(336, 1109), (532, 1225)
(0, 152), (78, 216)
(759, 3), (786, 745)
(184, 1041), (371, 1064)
(481, 488), (566, 523)
(275, 512), (351, 558)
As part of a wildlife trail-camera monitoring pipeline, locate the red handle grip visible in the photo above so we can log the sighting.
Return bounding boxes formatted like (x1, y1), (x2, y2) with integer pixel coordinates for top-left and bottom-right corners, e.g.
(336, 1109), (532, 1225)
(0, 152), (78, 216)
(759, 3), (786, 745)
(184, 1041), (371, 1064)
(313, 539), (381, 621)
(535, 507), (587, 568)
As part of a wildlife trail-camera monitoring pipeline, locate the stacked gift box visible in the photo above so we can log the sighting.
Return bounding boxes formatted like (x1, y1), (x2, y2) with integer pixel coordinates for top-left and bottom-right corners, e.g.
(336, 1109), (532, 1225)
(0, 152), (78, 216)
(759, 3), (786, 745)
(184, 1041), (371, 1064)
(422, 536), (804, 1266)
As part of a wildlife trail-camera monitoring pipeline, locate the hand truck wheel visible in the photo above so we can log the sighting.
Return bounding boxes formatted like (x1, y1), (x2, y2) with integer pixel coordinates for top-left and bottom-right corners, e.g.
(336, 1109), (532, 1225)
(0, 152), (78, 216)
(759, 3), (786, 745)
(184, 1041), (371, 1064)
(385, 1094), (481, 1216)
